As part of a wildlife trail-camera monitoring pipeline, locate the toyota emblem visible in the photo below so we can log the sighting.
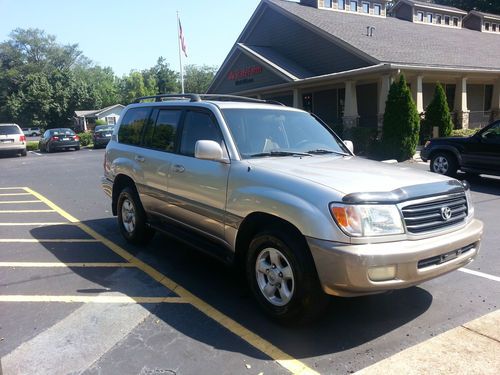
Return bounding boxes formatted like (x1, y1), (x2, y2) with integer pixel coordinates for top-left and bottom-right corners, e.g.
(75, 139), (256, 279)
(441, 207), (452, 221)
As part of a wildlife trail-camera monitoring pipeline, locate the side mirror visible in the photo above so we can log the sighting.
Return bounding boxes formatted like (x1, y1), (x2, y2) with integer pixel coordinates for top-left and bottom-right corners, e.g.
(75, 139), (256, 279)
(195, 140), (226, 162)
(343, 140), (354, 154)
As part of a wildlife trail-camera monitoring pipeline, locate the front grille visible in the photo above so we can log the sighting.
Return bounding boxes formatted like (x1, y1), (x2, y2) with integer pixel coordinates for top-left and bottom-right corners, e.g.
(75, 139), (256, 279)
(402, 194), (468, 234)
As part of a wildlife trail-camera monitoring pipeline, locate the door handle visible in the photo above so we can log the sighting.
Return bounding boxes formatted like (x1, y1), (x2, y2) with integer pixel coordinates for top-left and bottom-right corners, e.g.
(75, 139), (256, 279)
(134, 155), (145, 162)
(173, 164), (185, 173)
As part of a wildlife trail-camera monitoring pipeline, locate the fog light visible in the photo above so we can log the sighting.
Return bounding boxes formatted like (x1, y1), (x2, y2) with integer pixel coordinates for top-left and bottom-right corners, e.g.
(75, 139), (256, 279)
(368, 266), (396, 281)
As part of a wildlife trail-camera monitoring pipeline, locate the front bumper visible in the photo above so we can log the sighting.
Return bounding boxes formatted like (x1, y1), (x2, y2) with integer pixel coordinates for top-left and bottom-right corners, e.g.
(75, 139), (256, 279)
(307, 219), (483, 297)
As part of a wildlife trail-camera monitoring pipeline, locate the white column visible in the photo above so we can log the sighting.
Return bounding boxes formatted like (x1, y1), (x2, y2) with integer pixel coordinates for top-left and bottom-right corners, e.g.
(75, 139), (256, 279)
(293, 88), (301, 109)
(343, 80), (359, 129)
(411, 75), (424, 113)
(491, 78), (500, 121)
(454, 77), (469, 129)
(378, 75), (391, 115)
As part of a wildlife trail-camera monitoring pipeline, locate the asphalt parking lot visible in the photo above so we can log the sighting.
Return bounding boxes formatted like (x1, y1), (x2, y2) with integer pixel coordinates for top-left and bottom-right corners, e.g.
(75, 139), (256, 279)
(1, 149), (499, 375)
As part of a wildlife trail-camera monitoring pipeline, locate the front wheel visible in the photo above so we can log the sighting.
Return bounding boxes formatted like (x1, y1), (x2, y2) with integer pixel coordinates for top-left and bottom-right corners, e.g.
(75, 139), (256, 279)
(430, 152), (457, 177)
(246, 229), (328, 324)
(117, 186), (155, 244)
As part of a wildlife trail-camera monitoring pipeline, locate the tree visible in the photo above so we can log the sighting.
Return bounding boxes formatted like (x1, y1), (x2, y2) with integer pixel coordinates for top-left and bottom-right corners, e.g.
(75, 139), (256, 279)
(434, 1), (500, 14)
(381, 75), (420, 161)
(184, 64), (217, 94)
(143, 57), (179, 94)
(423, 83), (453, 138)
(119, 71), (157, 104)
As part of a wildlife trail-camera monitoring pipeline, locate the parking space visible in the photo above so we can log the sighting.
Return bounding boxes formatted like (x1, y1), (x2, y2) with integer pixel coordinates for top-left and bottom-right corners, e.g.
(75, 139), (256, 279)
(0, 186), (314, 375)
(1, 152), (499, 375)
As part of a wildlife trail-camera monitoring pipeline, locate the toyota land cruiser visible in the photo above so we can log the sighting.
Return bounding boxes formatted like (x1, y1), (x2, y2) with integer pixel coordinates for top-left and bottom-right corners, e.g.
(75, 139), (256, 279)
(101, 94), (483, 323)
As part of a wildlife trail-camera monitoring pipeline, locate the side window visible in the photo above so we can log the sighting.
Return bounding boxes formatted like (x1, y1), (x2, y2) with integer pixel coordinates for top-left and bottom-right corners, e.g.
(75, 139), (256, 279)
(482, 122), (500, 143)
(179, 111), (222, 157)
(145, 109), (181, 152)
(118, 107), (151, 146)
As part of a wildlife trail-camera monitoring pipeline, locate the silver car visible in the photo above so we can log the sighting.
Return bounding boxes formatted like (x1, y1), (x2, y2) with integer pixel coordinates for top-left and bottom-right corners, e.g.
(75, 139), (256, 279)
(0, 123), (27, 157)
(102, 94), (483, 323)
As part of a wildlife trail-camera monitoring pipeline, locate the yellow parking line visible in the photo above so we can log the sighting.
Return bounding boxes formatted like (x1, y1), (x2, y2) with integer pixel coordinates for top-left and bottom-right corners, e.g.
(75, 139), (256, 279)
(0, 209), (55, 213)
(0, 222), (71, 226)
(23, 187), (320, 375)
(0, 193), (32, 196)
(0, 200), (42, 204)
(0, 295), (187, 304)
(0, 239), (99, 243)
(0, 262), (136, 268)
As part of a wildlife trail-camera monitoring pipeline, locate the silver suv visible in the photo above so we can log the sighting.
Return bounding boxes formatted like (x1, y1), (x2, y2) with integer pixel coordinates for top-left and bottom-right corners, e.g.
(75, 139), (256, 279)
(102, 94), (483, 323)
(0, 123), (27, 157)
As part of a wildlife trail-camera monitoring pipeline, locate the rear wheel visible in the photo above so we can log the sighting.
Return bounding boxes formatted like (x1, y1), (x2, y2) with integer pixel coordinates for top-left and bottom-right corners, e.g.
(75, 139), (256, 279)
(117, 186), (155, 244)
(246, 228), (328, 324)
(430, 152), (457, 177)
(20, 149), (27, 157)
(46, 144), (51, 153)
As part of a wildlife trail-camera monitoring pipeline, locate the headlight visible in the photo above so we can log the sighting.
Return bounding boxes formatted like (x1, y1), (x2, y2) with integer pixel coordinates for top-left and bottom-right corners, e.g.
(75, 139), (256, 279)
(330, 203), (404, 237)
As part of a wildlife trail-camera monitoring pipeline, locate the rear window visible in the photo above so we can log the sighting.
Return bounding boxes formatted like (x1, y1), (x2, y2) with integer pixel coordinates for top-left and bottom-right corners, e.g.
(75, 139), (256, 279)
(118, 107), (151, 146)
(0, 125), (21, 135)
(52, 129), (75, 136)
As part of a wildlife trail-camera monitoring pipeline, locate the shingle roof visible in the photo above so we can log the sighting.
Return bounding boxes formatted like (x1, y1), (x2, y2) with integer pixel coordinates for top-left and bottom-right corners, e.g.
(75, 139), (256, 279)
(396, 0), (467, 14)
(74, 104), (124, 118)
(266, 0), (500, 71)
(466, 10), (500, 21)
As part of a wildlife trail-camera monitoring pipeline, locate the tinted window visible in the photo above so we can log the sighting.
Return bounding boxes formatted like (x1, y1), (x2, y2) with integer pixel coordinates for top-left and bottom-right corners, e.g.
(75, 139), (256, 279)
(52, 128), (75, 136)
(145, 109), (181, 152)
(180, 111), (222, 157)
(0, 125), (21, 135)
(118, 107), (151, 146)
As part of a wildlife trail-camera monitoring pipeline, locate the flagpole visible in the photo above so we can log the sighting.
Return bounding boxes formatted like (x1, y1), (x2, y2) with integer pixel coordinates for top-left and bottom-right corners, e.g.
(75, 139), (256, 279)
(177, 11), (185, 94)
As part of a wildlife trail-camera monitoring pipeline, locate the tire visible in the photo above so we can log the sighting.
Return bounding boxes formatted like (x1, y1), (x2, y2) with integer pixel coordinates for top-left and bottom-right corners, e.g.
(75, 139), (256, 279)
(430, 152), (458, 177)
(75, 146), (80, 151)
(46, 144), (51, 153)
(20, 149), (27, 157)
(246, 228), (328, 324)
(116, 186), (155, 244)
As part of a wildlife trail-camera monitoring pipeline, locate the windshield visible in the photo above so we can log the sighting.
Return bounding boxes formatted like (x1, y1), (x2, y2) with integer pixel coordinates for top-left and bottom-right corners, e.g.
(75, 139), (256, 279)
(222, 108), (348, 159)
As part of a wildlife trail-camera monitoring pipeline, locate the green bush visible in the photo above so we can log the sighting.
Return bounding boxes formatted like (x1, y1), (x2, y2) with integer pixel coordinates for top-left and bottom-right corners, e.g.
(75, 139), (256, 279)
(95, 119), (107, 126)
(381, 75), (420, 161)
(27, 141), (39, 151)
(78, 132), (93, 146)
(423, 83), (453, 138)
(344, 127), (377, 155)
(451, 128), (477, 137)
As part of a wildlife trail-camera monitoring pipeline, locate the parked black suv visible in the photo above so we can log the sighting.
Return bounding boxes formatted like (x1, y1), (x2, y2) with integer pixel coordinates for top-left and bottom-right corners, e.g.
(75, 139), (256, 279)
(421, 120), (500, 177)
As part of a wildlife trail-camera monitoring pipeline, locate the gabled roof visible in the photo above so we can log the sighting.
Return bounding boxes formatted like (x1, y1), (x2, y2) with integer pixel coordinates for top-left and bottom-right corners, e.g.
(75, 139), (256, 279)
(391, 0), (467, 15)
(464, 10), (500, 22)
(74, 104), (124, 118)
(265, 0), (500, 70)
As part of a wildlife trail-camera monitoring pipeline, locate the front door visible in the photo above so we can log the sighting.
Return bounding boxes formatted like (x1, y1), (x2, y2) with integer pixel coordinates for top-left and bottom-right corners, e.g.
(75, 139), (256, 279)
(166, 109), (230, 239)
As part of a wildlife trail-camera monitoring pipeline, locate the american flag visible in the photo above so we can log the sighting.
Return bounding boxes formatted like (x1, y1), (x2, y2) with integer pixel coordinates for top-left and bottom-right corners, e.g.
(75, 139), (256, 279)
(179, 19), (188, 58)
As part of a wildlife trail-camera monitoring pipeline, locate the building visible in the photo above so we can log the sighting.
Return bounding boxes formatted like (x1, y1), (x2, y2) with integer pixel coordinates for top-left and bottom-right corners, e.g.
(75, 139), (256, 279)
(74, 104), (125, 132)
(208, 0), (500, 133)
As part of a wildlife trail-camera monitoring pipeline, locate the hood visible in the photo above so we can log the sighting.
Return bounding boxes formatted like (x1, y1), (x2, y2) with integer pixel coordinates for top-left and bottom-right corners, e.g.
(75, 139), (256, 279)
(247, 155), (458, 197)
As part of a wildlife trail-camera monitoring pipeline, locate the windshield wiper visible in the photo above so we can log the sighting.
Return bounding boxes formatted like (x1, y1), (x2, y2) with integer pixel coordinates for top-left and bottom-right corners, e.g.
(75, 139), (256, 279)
(306, 149), (350, 156)
(250, 150), (311, 158)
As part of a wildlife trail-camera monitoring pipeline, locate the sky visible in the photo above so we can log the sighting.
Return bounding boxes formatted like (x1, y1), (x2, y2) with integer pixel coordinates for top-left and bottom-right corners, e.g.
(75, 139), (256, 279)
(0, 0), (264, 76)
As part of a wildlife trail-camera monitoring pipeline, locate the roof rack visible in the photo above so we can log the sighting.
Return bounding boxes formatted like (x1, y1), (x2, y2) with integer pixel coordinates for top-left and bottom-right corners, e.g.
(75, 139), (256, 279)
(133, 93), (285, 106)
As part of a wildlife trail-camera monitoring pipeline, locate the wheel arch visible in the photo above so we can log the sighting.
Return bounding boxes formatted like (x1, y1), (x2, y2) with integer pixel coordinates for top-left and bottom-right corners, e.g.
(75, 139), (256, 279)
(112, 174), (137, 216)
(429, 146), (462, 165)
(234, 212), (311, 269)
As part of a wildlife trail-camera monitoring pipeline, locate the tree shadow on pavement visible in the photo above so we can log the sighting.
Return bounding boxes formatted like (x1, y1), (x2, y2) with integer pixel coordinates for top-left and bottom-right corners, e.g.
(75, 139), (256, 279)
(30, 219), (433, 361)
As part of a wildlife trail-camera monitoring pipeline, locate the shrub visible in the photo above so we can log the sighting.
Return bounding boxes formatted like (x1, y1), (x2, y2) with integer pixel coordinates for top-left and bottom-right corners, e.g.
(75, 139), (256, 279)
(424, 83), (453, 138)
(95, 119), (107, 126)
(78, 132), (93, 146)
(381, 75), (420, 161)
(26, 141), (39, 151)
(451, 128), (477, 137)
(343, 127), (377, 155)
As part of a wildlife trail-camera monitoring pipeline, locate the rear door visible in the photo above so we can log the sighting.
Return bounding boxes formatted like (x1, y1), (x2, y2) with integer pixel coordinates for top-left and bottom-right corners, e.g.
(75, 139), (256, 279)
(166, 109), (230, 239)
(139, 107), (182, 216)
